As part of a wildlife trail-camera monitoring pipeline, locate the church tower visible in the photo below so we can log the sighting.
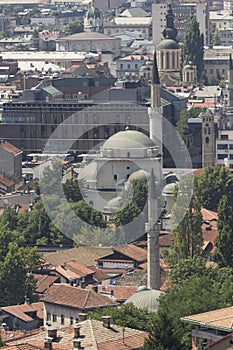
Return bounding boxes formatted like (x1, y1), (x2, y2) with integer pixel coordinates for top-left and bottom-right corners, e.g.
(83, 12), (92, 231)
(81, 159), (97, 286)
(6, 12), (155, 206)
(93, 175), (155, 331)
(148, 51), (163, 157)
(228, 55), (233, 107)
(201, 109), (215, 167)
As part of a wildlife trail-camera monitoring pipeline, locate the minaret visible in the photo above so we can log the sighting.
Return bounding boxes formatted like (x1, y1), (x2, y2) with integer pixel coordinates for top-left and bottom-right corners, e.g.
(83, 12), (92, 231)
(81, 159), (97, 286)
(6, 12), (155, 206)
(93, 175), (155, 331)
(145, 169), (161, 290)
(148, 51), (163, 157)
(228, 54), (233, 107)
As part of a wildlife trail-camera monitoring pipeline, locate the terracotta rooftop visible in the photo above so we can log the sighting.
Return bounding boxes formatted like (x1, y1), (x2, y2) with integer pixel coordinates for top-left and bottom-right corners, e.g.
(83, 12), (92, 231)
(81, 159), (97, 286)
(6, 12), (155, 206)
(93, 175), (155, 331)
(0, 173), (14, 187)
(113, 244), (147, 262)
(1, 302), (43, 322)
(55, 261), (94, 280)
(201, 208), (218, 222)
(0, 140), (22, 155)
(43, 246), (112, 268)
(4, 319), (148, 350)
(34, 274), (60, 294)
(41, 284), (116, 309)
(181, 307), (233, 332)
(97, 285), (138, 302)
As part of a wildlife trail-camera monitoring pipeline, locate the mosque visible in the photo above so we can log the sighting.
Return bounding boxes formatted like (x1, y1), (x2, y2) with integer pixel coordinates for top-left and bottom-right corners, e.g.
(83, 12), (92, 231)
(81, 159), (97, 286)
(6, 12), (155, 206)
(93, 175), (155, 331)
(78, 50), (180, 294)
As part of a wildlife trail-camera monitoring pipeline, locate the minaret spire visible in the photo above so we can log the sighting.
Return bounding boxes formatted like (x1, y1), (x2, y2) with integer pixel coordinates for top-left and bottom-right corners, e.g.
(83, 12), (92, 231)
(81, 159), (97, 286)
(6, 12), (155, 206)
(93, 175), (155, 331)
(146, 168), (161, 290)
(228, 54), (233, 107)
(148, 50), (163, 157)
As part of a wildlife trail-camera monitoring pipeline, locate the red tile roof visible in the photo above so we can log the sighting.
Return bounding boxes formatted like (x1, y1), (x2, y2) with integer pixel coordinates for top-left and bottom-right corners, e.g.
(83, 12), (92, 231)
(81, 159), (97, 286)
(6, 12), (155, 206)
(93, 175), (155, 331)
(0, 140), (21, 155)
(201, 208), (218, 222)
(55, 261), (94, 280)
(1, 302), (44, 322)
(34, 274), (60, 294)
(97, 285), (137, 302)
(41, 284), (116, 309)
(0, 173), (14, 187)
(113, 244), (147, 262)
(181, 307), (233, 332)
(3, 319), (148, 350)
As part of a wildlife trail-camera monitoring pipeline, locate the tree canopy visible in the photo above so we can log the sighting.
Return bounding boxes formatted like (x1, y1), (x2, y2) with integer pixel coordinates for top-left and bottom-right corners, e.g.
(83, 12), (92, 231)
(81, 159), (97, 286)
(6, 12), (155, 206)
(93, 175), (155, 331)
(181, 17), (204, 82)
(215, 195), (233, 267)
(0, 225), (41, 306)
(197, 164), (233, 211)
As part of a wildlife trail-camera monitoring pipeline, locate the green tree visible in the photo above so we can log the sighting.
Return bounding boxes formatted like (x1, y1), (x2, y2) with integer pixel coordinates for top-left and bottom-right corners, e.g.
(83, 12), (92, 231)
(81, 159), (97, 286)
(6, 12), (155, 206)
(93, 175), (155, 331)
(0, 206), (18, 230)
(181, 17), (204, 82)
(213, 28), (220, 46)
(63, 178), (83, 202)
(113, 178), (148, 242)
(214, 195), (233, 267)
(176, 107), (204, 141)
(144, 271), (233, 350)
(89, 303), (153, 332)
(197, 165), (233, 211)
(0, 225), (41, 306)
(65, 20), (84, 35)
(171, 178), (203, 262)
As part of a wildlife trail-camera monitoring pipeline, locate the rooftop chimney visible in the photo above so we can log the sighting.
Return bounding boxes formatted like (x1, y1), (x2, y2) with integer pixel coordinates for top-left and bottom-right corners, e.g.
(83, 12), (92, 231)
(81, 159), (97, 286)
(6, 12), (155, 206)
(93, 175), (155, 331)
(73, 339), (82, 350)
(74, 324), (81, 338)
(102, 316), (111, 328)
(47, 328), (57, 340)
(44, 337), (53, 350)
(78, 313), (87, 322)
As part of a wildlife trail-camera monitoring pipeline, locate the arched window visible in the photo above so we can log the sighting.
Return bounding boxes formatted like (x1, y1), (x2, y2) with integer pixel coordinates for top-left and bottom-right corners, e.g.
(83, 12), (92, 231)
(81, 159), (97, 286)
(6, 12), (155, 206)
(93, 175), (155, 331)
(114, 174), (117, 180)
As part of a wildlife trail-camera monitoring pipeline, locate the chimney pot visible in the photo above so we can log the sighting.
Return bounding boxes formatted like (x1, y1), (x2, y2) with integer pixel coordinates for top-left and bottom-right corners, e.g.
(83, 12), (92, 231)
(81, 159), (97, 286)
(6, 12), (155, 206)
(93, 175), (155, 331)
(102, 316), (111, 328)
(44, 337), (53, 350)
(47, 328), (57, 340)
(73, 339), (82, 350)
(74, 324), (81, 338)
(78, 313), (87, 322)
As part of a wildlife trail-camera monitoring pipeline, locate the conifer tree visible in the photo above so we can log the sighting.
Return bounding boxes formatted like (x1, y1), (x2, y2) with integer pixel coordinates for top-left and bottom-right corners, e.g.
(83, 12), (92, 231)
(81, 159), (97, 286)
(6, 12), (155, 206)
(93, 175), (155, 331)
(181, 17), (204, 82)
(215, 195), (233, 267)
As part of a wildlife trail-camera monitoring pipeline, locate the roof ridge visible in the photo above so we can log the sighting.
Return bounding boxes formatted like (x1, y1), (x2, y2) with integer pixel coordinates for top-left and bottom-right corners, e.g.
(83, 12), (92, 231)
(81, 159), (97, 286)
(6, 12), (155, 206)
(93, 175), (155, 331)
(83, 289), (91, 308)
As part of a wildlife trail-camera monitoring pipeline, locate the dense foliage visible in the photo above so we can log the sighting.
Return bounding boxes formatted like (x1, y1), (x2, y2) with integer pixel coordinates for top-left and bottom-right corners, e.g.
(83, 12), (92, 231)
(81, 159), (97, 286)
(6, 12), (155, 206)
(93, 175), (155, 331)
(181, 17), (204, 82)
(0, 225), (41, 306)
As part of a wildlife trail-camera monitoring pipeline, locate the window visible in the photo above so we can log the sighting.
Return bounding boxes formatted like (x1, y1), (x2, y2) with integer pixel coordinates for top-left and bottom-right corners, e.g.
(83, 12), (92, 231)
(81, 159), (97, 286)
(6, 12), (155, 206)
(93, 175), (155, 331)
(52, 314), (57, 322)
(221, 135), (229, 140)
(120, 64), (123, 69)
(217, 154), (226, 159)
(205, 137), (209, 144)
(61, 315), (64, 325)
(114, 174), (117, 180)
(47, 312), (51, 321)
(127, 64), (130, 69)
(70, 317), (73, 325)
(217, 144), (228, 150)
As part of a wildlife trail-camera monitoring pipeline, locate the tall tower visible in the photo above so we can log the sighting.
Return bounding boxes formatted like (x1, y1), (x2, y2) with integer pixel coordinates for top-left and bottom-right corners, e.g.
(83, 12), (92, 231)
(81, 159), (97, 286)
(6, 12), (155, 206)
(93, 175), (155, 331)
(148, 51), (163, 157)
(145, 169), (161, 290)
(201, 109), (215, 167)
(228, 55), (233, 107)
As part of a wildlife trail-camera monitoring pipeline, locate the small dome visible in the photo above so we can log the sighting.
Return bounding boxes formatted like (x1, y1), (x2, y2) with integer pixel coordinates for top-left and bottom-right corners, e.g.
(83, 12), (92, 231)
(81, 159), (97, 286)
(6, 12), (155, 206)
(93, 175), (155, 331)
(78, 161), (97, 184)
(165, 173), (179, 184)
(137, 285), (147, 292)
(158, 39), (179, 50)
(102, 130), (156, 150)
(103, 196), (122, 213)
(125, 289), (163, 312)
(128, 170), (150, 182)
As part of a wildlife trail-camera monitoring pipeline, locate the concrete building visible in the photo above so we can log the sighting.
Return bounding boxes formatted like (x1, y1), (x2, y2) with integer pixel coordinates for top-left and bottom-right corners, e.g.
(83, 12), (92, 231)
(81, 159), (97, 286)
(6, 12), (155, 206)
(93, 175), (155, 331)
(56, 32), (121, 60)
(152, 2), (210, 47)
(0, 140), (22, 183)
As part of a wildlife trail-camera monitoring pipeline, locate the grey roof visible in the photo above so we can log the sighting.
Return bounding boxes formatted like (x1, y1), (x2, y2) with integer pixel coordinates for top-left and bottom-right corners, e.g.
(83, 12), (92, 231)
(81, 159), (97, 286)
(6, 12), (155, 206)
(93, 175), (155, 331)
(120, 7), (150, 17)
(102, 130), (156, 150)
(57, 32), (119, 41)
(125, 289), (163, 311)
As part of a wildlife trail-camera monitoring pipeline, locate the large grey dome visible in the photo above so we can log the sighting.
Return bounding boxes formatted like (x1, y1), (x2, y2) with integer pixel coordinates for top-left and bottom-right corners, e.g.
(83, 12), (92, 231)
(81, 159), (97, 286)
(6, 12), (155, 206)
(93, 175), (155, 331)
(125, 289), (163, 312)
(102, 130), (156, 150)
